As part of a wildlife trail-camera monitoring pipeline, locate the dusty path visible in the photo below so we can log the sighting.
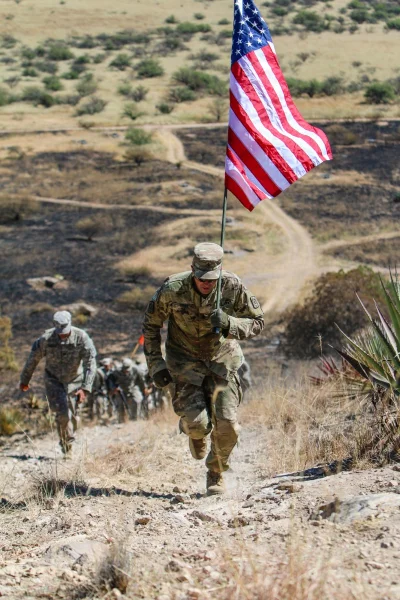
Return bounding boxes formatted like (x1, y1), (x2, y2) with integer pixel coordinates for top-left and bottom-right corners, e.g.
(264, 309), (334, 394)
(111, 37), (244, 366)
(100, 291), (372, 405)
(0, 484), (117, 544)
(159, 129), (317, 314)
(1, 410), (400, 599)
(321, 229), (400, 251)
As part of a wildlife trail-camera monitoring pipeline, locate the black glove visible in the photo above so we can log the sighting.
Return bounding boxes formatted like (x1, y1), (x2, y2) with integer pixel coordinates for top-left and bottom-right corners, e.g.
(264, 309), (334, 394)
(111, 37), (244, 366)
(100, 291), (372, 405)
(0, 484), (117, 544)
(153, 369), (173, 388)
(211, 309), (230, 331)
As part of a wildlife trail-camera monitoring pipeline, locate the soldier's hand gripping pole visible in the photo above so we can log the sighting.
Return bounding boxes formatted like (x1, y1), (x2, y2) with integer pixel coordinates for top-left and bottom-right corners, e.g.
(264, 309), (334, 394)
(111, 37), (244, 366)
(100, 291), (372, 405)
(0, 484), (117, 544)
(214, 187), (228, 334)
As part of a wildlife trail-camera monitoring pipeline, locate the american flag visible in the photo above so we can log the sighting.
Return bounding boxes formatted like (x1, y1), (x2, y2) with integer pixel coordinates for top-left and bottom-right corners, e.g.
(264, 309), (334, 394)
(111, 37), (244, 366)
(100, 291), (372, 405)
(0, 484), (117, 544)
(225, 0), (333, 211)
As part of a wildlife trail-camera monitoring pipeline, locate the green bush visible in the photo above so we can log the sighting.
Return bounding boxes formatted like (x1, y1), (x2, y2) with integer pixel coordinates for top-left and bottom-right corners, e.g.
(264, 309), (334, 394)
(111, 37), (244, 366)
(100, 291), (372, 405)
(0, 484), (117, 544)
(320, 76), (344, 96)
(118, 82), (132, 96)
(43, 75), (63, 91)
(286, 77), (321, 97)
(93, 53), (107, 64)
(35, 60), (58, 74)
(272, 6), (288, 16)
(218, 18), (230, 25)
(136, 58), (164, 78)
(292, 10), (327, 32)
(283, 267), (385, 358)
(1, 34), (17, 49)
(172, 68), (227, 96)
(61, 70), (80, 80)
(76, 74), (97, 96)
(349, 8), (369, 22)
(130, 85), (148, 102)
(75, 53), (91, 64)
(56, 94), (80, 106)
(75, 96), (107, 115)
(22, 67), (38, 77)
(165, 15), (178, 24)
(157, 102), (174, 114)
(194, 13), (205, 20)
(47, 43), (74, 61)
(22, 86), (55, 107)
(176, 22), (212, 35)
(386, 17), (400, 29)
(0, 87), (12, 106)
(122, 103), (144, 120)
(110, 53), (131, 70)
(125, 127), (153, 146)
(364, 82), (395, 104)
(169, 86), (197, 103)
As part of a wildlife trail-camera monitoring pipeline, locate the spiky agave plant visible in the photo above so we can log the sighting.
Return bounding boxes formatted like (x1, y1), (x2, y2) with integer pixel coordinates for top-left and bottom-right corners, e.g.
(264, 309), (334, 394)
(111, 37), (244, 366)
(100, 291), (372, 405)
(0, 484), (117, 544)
(334, 271), (400, 462)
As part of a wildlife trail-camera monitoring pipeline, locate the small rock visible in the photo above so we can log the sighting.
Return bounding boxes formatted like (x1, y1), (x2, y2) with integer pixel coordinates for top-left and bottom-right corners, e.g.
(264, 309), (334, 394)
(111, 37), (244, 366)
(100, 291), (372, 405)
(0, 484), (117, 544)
(276, 482), (302, 493)
(381, 542), (390, 549)
(391, 465), (400, 472)
(242, 501), (254, 508)
(111, 589), (123, 599)
(165, 559), (186, 573)
(388, 480), (398, 488)
(135, 517), (151, 526)
(171, 494), (185, 504)
(172, 486), (181, 493)
(228, 516), (250, 528)
(15, 530), (25, 536)
(191, 511), (214, 523)
(366, 561), (384, 570)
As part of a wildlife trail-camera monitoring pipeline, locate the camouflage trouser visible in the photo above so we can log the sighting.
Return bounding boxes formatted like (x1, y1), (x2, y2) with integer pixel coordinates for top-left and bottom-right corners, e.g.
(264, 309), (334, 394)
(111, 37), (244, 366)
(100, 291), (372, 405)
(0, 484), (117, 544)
(45, 375), (80, 451)
(172, 373), (242, 473)
(115, 387), (143, 422)
(87, 393), (105, 420)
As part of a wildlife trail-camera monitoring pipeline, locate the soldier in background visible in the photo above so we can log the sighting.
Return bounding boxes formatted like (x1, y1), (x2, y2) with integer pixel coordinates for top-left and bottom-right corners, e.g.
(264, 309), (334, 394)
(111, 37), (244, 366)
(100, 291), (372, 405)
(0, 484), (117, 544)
(143, 242), (264, 495)
(238, 359), (252, 402)
(19, 311), (96, 455)
(109, 357), (145, 422)
(87, 357), (114, 421)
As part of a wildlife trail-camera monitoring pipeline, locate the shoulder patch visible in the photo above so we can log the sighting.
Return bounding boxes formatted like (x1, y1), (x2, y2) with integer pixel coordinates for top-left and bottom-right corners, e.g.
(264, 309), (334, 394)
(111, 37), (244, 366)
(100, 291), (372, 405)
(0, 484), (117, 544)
(148, 301), (155, 314)
(250, 296), (260, 309)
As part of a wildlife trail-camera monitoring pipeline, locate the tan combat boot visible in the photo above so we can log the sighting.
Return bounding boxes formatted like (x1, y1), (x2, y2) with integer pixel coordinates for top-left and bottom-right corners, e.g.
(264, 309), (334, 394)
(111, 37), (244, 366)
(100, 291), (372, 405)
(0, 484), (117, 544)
(189, 437), (207, 460)
(206, 470), (224, 496)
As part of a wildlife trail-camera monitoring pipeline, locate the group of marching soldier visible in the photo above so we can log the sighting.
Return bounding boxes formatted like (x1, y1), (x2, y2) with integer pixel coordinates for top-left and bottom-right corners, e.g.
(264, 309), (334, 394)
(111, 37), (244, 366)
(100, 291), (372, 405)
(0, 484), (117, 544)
(18, 242), (258, 496)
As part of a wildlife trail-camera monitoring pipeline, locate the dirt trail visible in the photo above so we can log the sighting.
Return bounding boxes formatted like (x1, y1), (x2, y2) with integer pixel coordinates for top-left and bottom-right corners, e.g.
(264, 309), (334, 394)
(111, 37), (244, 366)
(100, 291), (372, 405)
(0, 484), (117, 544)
(159, 129), (317, 314)
(321, 229), (400, 251)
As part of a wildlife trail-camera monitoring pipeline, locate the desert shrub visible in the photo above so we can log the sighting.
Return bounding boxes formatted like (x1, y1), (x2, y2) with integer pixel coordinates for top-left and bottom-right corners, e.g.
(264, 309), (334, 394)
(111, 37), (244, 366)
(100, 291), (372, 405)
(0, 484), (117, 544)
(130, 85), (148, 102)
(176, 22), (212, 35)
(293, 10), (327, 32)
(116, 286), (156, 310)
(47, 43), (74, 61)
(0, 197), (36, 222)
(75, 96), (107, 115)
(209, 97), (228, 122)
(22, 86), (55, 107)
(190, 49), (219, 69)
(76, 73), (97, 96)
(23, 67), (39, 77)
(386, 17), (400, 29)
(1, 34), (17, 49)
(0, 87), (12, 106)
(219, 18), (230, 25)
(157, 36), (187, 53)
(61, 69), (80, 79)
(122, 103), (144, 121)
(0, 315), (18, 372)
(70, 60), (87, 74)
(125, 127), (152, 145)
(283, 267), (385, 358)
(273, 6), (288, 15)
(56, 94), (80, 106)
(34, 60), (58, 74)
(194, 13), (205, 20)
(169, 86), (196, 103)
(286, 77), (321, 97)
(72, 35), (99, 49)
(4, 76), (20, 88)
(136, 58), (164, 78)
(217, 29), (233, 39)
(123, 147), (153, 165)
(324, 124), (358, 145)
(0, 408), (24, 435)
(320, 76), (344, 96)
(365, 82), (395, 104)
(21, 47), (37, 60)
(118, 82), (132, 96)
(110, 53), (131, 70)
(93, 53), (107, 64)
(165, 15), (178, 24)
(350, 8), (369, 22)
(75, 216), (107, 241)
(43, 75), (63, 91)
(96, 543), (131, 595)
(75, 53), (91, 64)
(172, 67), (227, 96)
(156, 102), (174, 114)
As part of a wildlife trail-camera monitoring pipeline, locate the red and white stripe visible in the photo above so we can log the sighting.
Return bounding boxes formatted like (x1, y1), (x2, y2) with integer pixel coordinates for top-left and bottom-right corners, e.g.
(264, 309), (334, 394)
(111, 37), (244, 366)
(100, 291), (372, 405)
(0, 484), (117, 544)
(225, 46), (332, 211)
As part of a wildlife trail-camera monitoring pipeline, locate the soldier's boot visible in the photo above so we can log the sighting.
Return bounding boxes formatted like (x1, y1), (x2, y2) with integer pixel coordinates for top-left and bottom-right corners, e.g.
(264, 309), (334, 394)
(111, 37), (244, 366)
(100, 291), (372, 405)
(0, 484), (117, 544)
(189, 437), (207, 460)
(206, 470), (224, 496)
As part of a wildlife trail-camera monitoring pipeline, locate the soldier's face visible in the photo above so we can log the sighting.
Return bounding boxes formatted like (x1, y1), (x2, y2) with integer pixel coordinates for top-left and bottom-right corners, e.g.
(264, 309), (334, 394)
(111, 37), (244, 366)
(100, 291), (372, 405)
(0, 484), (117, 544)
(193, 276), (218, 296)
(58, 332), (71, 340)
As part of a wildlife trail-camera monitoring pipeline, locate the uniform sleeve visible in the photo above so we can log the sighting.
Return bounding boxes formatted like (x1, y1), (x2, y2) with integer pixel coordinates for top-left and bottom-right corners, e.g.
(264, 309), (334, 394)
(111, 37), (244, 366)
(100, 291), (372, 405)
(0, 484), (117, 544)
(142, 286), (171, 378)
(19, 337), (46, 386)
(228, 284), (264, 340)
(81, 334), (97, 392)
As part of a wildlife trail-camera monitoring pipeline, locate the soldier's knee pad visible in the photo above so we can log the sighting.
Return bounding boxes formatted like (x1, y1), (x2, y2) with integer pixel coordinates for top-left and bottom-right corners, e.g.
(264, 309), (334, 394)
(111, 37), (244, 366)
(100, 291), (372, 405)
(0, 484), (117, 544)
(215, 419), (241, 442)
(179, 417), (211, 439)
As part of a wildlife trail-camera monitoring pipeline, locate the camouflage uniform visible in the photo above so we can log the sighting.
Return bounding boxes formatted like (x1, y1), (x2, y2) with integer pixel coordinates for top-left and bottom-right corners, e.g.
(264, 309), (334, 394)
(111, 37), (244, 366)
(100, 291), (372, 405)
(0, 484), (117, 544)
(87, 366), (108, 420)
(143, 258), (264, 474)
(20, 325), (96, 451)
(238, 359), (252, 402)
(108, 359), (146, 422)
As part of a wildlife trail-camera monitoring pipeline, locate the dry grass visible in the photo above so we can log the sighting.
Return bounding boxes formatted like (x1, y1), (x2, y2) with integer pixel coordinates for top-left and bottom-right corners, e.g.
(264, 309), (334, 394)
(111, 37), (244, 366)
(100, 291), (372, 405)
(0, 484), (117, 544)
(115, 285), (156, 311)
(0, 407), (25, 435)
(240, 374), (373, 475)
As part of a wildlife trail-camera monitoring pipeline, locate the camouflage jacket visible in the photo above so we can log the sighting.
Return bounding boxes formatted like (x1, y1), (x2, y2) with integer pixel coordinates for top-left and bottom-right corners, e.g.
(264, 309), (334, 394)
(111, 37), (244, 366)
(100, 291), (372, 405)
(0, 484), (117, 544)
(20, 327), (97, 392)
(91, 367), (108, 396)
(108, 366), (145, 397)
(143, 271), (264, 385)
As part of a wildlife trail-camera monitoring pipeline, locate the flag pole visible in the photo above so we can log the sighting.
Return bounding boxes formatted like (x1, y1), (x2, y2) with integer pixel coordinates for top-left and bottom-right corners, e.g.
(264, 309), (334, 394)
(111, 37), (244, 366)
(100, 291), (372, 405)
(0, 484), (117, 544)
(214, 187), (228, 333)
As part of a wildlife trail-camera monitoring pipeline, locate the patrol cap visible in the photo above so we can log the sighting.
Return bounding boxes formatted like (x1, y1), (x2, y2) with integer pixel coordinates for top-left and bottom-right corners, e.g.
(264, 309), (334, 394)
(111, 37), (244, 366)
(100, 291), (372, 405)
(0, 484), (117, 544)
(53, 310), (72, 334)
(100, 357), (113, 366)
(192, 242), (223, 280)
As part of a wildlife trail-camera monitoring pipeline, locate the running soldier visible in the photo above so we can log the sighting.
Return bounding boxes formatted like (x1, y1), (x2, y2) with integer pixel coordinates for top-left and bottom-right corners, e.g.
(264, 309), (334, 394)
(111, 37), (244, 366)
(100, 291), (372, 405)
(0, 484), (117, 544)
(109, 357), (145, 422)
(19, 311), (97, 454)
(87, 357), (113, 421)
(143, 242), (264, 495)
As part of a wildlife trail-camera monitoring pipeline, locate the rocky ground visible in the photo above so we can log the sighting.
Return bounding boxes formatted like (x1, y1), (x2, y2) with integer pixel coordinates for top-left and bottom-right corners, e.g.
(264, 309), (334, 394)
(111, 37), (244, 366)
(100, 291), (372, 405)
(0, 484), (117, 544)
(1, 402), (400, 600)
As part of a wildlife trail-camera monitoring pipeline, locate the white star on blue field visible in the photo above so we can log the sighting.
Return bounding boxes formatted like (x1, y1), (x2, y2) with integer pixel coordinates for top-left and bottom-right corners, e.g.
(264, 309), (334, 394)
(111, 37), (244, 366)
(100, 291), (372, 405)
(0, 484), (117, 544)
(231, 0), (273, 64)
